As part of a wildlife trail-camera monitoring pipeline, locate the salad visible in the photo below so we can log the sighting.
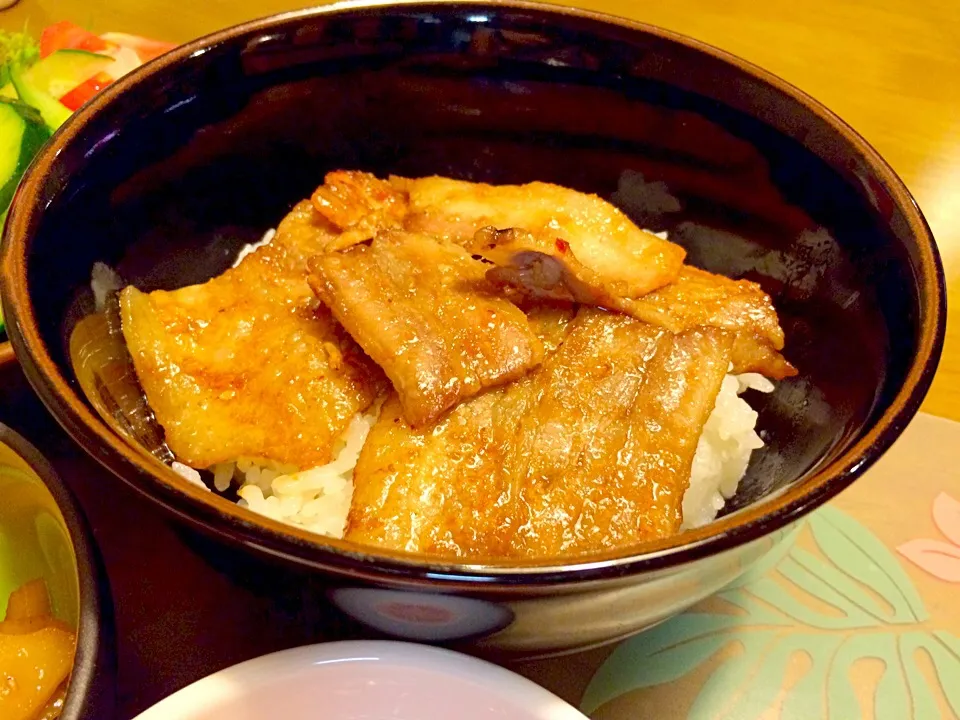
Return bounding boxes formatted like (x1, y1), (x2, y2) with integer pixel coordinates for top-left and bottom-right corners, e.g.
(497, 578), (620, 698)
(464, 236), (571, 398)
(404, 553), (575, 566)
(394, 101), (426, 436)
(0, 22), (174, 335)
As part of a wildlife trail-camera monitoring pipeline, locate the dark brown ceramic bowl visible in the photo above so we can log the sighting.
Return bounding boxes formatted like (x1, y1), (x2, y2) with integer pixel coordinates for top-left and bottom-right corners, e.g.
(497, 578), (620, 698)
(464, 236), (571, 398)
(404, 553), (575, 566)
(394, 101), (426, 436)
(0, 1), (945, 656)
(0, 424), (115, 718)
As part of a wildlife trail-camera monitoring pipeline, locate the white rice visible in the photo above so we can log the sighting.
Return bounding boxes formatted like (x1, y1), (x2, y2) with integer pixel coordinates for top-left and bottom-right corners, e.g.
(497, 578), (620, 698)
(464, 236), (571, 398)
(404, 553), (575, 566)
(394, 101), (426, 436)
(171, 230), (775, 536)
(681, 371), (773, 528)
(231, 228), (275, 268)
(91, 261), (124, 312)
(172, 461), (209, 492)
(231, 409), (377, 538)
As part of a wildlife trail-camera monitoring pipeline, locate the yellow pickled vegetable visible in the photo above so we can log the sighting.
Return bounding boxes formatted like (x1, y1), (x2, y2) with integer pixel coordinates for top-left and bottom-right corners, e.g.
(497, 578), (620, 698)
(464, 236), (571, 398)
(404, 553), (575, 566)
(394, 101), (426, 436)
(1, 579), (52, 633)
(0, 579), (76, 720)
(0, 626), (76, 720)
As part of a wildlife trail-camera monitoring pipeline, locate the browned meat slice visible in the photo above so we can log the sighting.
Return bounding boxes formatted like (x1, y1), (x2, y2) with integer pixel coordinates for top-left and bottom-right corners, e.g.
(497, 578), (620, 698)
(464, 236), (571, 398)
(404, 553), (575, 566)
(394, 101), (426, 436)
(345, 305), (574, 557)
(393, 175), (686, 298)
(345, 308), (734, 559)
(474, 233), (796, 380)
(507, 312), (734, 557)
(310, 170), (408, 250)
(346, 385), (530, 557)
(308, 231), (544, 427)
(120, 196), (386, 471)
(617, 267), (796, 379)
(729, 335), (796, 380)
(618, 267), (782, 344)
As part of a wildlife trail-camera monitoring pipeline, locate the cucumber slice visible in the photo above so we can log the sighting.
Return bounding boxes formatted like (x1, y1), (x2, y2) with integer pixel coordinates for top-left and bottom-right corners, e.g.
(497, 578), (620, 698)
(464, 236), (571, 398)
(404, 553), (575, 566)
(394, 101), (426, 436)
(10, 69), (71, 130)
(0, 98), (51, 212)
(0, 107), (23, 194)
(23, 49), (114, 99)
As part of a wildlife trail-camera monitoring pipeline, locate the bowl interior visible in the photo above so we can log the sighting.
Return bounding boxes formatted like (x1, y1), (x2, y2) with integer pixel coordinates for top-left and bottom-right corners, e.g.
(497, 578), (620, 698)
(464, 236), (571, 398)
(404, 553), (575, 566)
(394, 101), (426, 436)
(0, 439), (79, 625)
(5, 2), (938, 568)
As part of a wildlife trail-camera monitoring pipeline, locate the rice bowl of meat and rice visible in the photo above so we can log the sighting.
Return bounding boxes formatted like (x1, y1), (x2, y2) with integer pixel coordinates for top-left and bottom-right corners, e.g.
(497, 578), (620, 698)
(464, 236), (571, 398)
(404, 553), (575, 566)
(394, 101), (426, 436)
(85, 170), (795, 561)
(1, 1), (943, 658)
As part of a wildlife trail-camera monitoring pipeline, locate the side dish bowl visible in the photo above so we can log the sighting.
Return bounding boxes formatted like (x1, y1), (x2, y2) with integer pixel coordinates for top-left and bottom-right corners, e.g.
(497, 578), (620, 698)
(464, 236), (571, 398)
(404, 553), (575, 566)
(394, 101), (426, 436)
(0, 424), (114, 718)
(0, 0), (944, 656)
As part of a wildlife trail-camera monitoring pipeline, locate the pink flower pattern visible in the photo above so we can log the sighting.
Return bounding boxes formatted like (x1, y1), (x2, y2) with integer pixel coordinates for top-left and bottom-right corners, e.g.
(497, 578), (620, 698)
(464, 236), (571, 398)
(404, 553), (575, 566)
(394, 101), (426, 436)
(897, 492), (960, 582)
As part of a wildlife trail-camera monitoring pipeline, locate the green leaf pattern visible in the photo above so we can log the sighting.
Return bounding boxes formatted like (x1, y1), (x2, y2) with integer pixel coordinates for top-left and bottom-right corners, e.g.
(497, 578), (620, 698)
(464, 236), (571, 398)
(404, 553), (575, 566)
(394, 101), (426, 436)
(808, 508), (927, 622)
(581, 506), (960, 718)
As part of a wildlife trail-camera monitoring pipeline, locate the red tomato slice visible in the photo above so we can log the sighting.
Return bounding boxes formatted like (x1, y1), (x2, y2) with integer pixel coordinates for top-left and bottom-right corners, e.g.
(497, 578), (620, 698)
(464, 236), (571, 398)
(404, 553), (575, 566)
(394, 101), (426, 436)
(57, 72), (114, 111)
(40, 21), (113, 57)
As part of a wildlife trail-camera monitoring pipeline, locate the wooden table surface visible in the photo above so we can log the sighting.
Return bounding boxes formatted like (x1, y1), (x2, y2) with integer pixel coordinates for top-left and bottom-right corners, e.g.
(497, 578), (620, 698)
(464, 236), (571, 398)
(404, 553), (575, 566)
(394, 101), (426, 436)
(4, 0), (958, 420)
(0, 1), (957, 716)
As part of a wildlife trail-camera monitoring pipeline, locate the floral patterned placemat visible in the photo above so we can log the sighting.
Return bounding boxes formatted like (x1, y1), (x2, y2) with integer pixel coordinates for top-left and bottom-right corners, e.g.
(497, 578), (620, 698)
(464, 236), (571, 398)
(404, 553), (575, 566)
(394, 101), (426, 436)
(518, 412), (960, 719)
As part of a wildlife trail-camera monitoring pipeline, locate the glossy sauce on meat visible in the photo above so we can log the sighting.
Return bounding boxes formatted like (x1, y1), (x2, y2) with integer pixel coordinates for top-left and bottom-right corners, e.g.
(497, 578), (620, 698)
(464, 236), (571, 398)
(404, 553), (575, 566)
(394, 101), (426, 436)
(116, 170), (793, 561)
(346, 308), (734, 559)
(308, 231), (544, 427)
(394, 175), (686, 298)
(120, 193), (385, 470)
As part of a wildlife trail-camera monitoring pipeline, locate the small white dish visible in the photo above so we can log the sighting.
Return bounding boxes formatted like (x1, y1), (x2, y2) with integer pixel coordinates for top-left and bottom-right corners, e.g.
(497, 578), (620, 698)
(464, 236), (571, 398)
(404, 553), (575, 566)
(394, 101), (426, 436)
(133, 640), (588, 719)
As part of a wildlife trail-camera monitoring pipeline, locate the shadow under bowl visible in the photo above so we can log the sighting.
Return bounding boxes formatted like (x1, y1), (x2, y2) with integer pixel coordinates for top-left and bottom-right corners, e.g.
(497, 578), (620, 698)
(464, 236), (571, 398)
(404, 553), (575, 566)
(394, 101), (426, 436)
(0, 1), (945, 655)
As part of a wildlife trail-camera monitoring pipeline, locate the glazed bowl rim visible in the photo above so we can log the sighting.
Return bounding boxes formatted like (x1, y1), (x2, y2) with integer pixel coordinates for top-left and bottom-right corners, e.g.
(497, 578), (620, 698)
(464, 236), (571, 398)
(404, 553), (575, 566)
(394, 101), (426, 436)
(0, 422), (114, 719)
(0, 0), (946, 587)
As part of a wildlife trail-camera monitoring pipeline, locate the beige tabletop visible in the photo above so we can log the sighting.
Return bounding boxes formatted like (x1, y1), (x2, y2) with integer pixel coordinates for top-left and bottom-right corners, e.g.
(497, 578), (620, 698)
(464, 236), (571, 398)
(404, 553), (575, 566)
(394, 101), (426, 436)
(4, 0), (958, 420)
